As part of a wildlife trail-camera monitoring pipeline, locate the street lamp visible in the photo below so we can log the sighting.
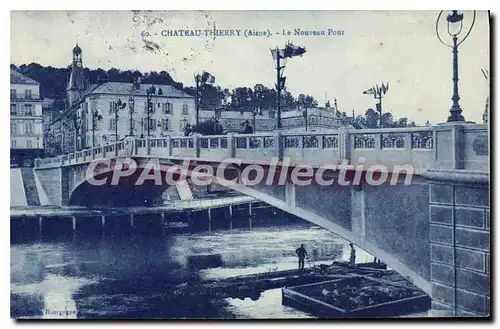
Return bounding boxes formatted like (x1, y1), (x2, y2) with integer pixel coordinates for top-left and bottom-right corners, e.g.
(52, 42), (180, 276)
(303, 108), (308, 131)
(61, 121), (67, 154)
(140, 118), (145, 138)
(146, 85), (156, 137)
(436, 10), (476, 122)
(36, 136), (40, 158)
(271, 42), (307, 129)
(363, 83), (389, 128)
(113, 99), (127, 155)
(194, 71), (216, 131)
(128, 76), (140, 137)
(128, 95), (135, 136)
(252, 84), (265, 133)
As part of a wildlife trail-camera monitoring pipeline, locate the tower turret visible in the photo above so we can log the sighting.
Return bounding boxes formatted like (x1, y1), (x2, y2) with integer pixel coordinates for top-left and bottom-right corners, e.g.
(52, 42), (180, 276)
(67, 43), (86, 106)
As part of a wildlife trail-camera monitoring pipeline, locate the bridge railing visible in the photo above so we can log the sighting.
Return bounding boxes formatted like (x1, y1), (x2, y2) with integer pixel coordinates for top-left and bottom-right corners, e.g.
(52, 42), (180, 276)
(34, 124), (488, 172)
(281, 132), (341, 166)
(348, 127), (435, 172)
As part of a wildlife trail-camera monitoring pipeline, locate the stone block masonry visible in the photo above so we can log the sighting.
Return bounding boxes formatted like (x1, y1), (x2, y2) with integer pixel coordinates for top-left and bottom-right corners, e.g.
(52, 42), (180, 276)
(427, 172), (489, 316)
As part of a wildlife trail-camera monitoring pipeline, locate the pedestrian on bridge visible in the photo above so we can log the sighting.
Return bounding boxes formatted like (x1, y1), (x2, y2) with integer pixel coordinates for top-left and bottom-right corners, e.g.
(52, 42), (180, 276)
(296, 244), (308, 270)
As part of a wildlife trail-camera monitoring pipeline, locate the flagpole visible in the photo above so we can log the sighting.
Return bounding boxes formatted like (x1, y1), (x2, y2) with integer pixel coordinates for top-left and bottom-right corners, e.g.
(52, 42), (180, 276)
(276, 47), (282, 130)
(379, 94), (383, 129)
(195, 74), (199, 129)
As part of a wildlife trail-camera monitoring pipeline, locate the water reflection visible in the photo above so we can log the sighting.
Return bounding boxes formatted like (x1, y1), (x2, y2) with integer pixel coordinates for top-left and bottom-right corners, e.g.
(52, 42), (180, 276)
(11, 222), (376, 319)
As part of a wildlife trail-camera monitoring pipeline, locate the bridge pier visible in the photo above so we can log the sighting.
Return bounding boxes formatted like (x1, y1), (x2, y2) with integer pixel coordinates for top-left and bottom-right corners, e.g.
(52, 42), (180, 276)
(423, 170), (490, 316)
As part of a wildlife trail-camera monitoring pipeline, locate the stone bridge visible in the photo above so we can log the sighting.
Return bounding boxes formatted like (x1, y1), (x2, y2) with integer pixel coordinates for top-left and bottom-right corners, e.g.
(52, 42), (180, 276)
(33, 123), (490, 315)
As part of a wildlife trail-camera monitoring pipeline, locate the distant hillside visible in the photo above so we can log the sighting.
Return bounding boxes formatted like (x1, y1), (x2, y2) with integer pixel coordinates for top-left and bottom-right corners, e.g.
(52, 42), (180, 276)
(10, 63), (324, 115)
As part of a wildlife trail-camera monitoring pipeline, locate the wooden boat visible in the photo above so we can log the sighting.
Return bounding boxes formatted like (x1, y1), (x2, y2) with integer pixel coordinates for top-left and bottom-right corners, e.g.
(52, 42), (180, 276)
(282, 275), (430, 318)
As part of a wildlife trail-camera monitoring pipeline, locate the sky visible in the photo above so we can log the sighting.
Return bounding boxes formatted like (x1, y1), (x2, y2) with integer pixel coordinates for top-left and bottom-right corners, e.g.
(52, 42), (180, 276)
(10, 10), (490, 124)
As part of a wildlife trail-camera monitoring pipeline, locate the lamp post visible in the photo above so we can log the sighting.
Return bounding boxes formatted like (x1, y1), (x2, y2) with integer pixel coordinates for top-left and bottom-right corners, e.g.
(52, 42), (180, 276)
(303, 107), (308, 131)
(252, 84), (264, 133)
(146, 85), (156, 137)
(61, 121), (66, 155)
(91, 107), (102, 147)
(436, 10), (476, 122)
(113, 99), (127, 155)
(363, 83), (389, 128)
(271, 42), (307, 129)
(194, 71), (216, 131)
(128, 95), (135, 136)
(36, 136), (40, 158)
(128, 76), (140, 137)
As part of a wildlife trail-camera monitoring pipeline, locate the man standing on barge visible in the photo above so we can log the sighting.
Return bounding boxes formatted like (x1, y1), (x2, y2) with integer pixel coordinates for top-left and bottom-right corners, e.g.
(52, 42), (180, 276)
(349, 243), (356, 267)
(296, 244), (308, 270)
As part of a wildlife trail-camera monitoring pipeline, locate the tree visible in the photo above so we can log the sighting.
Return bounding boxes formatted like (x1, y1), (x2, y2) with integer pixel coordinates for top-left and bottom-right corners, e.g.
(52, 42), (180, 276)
(380, 112), (394, 128)
(364, 108), (379, 128)
(184, 117), (223, 136)
(393, 117), (409, 128)
(231, 87), (254, 112)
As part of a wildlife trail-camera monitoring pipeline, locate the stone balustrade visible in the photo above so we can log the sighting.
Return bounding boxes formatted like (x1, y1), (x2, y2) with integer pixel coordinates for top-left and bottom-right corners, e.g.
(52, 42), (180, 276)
(34, 124), (488, 173)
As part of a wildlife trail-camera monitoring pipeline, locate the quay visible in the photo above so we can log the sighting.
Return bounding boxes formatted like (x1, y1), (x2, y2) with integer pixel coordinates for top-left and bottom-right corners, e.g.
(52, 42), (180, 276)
(10, 195), (287, 239)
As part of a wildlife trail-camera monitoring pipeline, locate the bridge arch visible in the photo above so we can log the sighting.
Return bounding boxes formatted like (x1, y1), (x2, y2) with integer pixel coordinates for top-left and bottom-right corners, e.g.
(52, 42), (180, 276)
(67, 158), (432, 296)
(210, 176), (432, 296)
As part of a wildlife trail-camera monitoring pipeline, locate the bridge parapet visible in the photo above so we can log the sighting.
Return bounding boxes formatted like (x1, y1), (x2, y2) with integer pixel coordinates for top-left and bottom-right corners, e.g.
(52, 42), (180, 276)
(34, 123), (488, 172)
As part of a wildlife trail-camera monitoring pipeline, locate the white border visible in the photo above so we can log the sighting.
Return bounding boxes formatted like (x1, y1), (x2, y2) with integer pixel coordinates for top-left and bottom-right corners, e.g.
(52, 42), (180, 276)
(3, 1), (497, 328)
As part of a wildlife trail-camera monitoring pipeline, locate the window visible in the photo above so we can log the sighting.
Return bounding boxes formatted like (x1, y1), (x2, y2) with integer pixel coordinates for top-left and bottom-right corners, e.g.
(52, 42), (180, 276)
(25, 89), (32, 99)
(180, 119), (188, 131)
(24, 104), (33, 116)
(10, 104), (17, 115)
(25, 121), (34, 135)
(182, 104), (188, 115)
(109, 118), (116, 130)
(11, 140), (16, 148)
(10, 122), (17, 134)
(10, 89), (16, 99)
(149, 119), (157, 131)
(27, 140), (32, 148)
(163, 103), (173, 114)
(161, 118), (170, 131)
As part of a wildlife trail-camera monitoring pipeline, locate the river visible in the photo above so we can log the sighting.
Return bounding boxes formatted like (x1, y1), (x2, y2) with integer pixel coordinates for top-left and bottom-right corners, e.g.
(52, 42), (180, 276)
(11, 219), (425, 319)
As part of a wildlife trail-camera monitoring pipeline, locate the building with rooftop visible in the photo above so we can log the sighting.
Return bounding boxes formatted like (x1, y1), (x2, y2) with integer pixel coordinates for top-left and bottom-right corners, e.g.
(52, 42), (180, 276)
(200, 102), (355, 133)
(50, 45), (195, 154)
(10, 69), (44, 167)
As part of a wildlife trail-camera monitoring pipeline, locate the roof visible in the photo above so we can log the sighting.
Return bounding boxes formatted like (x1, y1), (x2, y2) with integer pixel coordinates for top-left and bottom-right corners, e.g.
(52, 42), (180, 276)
(10, 69), (40, 85)
(73, 44), (82, 55)
(83, 82), (193, 99)
(41, 98), (56, 108)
